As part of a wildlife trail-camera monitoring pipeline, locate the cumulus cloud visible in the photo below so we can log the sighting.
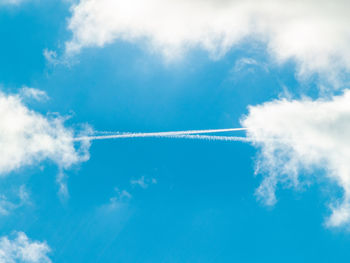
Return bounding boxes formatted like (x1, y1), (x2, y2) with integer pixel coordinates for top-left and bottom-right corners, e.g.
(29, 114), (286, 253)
(67, 0), (350, 81)
(0, 232), (51, 263)
(241, 89), (350, 227)
(0, 89), (90, 195)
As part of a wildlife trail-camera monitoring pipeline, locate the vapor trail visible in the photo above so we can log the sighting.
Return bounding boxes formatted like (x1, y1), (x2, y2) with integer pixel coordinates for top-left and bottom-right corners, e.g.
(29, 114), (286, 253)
(74, 128), (247, 141)
(166, 134), (251, 142)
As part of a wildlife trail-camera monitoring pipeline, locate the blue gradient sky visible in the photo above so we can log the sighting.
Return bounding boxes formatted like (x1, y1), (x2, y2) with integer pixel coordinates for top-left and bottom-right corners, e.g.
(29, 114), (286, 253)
(1, 1), (350, 262)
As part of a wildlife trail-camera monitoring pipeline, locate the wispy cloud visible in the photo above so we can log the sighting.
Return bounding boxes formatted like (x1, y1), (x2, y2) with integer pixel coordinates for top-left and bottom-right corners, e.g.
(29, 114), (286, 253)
(103, 187), (132, 212)
(19, 87), (49, 102)
(0, 185), (30, 216)
(43, 49), (73, 67)
(110, 188), (132, 203)
(232, 58), (269, 74)
(130, 176), (157, 189)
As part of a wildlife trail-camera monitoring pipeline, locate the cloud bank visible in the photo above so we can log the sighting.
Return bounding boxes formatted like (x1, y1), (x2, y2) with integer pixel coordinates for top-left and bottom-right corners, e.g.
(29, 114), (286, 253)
(0, 232), (51, 263)
(242, 89), (350, 227)
(67, 0), (350, 80)
(0, 89), (90, 194)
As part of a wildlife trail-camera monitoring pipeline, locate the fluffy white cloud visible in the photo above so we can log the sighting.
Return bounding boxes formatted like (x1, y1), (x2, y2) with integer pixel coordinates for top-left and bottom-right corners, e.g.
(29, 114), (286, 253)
(67, 0), (350, 80)
(241, 89), (350, 227)
(0, 89), (90, 195)
(0, 232), (51, 263)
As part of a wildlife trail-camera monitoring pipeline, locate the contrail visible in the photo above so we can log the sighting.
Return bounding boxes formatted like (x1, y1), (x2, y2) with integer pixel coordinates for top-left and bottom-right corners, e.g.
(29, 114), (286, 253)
(74, 127), (248, 141)
(165, 134), (251, 142)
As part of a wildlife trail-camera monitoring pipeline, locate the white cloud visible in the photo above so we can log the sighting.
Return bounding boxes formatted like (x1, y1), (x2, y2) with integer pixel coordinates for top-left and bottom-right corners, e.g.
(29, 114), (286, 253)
(130, 176), (157, 189)
(130, 176), (148, 189)
(43, 49), (72, 67)
(67, 0), (350, 81)
(241, 89), (350, 227)
(0, 232), (51, 263)
(232, 58), (269, 74)
(110, 188), (132, 203)
(43, 49), (59, 66)
(0, 89), (90, 195)
(20, 87), (48, 102)
(105, 187), (132, 211)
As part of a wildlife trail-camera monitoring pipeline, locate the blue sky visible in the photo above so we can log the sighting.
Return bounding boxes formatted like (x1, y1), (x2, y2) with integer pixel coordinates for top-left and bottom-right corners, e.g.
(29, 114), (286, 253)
(1, 0), (350, 262)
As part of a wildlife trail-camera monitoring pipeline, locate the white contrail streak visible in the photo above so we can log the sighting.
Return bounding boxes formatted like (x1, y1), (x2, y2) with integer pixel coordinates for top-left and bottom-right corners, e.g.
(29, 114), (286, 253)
(166, 134), (251, 142)
(74, 128), (247, 141)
